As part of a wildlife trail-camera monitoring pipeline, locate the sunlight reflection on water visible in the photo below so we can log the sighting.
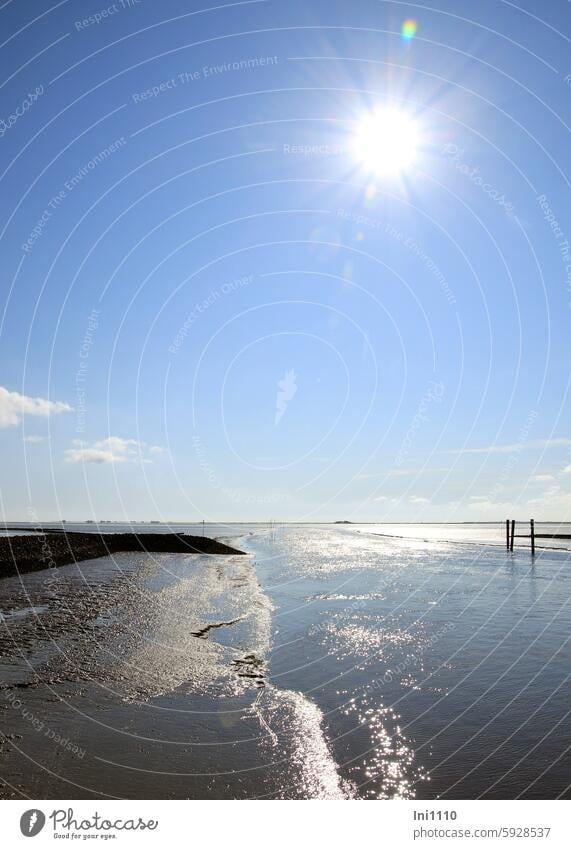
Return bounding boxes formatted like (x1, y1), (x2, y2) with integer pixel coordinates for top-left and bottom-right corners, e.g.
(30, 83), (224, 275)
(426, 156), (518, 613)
(253, 524), (571, 799)
(1, 523), (570, 799)
(343, 697), (426, 799)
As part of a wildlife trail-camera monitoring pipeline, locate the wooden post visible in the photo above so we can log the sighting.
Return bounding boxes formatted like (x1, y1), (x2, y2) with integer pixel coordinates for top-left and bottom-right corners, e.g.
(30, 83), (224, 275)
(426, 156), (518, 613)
(530, 518), (535, 556)
(510, 519), (516, 552)
(506, 519), (510, 550)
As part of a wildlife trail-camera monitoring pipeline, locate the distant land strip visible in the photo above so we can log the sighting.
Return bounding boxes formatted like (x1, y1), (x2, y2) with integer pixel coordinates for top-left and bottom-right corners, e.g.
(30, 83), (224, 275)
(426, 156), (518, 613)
(0, 531), (245, 577)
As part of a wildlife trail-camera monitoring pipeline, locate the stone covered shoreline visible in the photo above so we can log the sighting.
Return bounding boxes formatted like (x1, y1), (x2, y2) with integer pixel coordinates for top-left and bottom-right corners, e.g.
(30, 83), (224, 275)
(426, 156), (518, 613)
(0, 531), (246, 577)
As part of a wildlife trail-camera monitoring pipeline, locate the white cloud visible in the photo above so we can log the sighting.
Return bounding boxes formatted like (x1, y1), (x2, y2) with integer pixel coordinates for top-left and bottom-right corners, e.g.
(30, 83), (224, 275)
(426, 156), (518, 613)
(464, 484), (571, 520)
(390, 467), (449, 477)
(97, 436), (138, 455)
(65, 447), (117, 464)
(410, 496), (430, 504)
(23, 435), (47, 444)
(562, 465), (571, 475)
(357, 467), (448, 480)
(445, 438), (571, 455)
(0, 385), (71, 428)
(466, 498), (516, 516)
(64, 436), (162, 465)
(532, 474), (554, 481)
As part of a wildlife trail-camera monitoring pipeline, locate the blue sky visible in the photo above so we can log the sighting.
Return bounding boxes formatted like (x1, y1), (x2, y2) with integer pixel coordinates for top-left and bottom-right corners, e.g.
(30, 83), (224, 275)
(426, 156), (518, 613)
(0, 0), (569, 521)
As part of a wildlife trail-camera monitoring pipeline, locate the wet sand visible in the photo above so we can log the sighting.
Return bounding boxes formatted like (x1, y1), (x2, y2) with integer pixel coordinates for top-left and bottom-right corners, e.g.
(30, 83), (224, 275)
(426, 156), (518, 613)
(0, 547), (349, 799)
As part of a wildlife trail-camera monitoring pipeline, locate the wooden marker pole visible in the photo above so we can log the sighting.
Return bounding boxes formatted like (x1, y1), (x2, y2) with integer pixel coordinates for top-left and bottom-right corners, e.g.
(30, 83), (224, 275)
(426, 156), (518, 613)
(510, 519), (516, 552)
(530, 518), (535, 556)
(506, 519), (510, 550)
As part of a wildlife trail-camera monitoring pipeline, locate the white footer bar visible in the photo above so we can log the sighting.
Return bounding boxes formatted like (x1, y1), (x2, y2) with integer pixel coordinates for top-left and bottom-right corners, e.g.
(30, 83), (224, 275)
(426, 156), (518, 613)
(2, 799), (567, 847)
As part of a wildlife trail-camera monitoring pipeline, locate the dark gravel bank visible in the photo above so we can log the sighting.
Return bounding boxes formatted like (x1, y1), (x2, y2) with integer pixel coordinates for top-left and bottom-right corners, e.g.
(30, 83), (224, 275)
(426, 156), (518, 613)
(0, 531), (246, 577)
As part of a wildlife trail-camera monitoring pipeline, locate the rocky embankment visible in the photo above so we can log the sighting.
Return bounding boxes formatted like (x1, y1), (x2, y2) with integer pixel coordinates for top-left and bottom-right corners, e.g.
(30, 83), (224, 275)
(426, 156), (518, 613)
(0, 531), (245, 577)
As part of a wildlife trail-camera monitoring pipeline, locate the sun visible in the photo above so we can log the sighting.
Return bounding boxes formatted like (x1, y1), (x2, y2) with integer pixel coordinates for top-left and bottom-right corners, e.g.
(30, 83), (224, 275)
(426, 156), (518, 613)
(352, 107), (420, 177)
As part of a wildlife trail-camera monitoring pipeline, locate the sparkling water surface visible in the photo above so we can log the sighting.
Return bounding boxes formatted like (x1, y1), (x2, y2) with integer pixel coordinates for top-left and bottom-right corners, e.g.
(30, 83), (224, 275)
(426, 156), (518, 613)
(0, 523), (569, 798)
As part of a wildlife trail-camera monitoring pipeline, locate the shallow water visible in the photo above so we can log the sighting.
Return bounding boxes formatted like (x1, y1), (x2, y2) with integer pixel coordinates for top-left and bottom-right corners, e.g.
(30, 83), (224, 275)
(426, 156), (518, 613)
(0, 525), (569, 799)
(252, 526), (571, 799)
(0, 530), (44, 537)
(7, 519), (571, 550)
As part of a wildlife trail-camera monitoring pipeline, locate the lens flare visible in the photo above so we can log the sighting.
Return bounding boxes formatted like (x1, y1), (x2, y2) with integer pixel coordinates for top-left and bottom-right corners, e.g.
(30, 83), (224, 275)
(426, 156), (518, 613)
(401, 19), (418, 41)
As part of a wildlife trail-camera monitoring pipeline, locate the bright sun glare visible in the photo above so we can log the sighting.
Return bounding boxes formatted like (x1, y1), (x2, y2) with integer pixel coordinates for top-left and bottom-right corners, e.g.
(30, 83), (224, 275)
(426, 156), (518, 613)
(352, 107), (420, 176)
